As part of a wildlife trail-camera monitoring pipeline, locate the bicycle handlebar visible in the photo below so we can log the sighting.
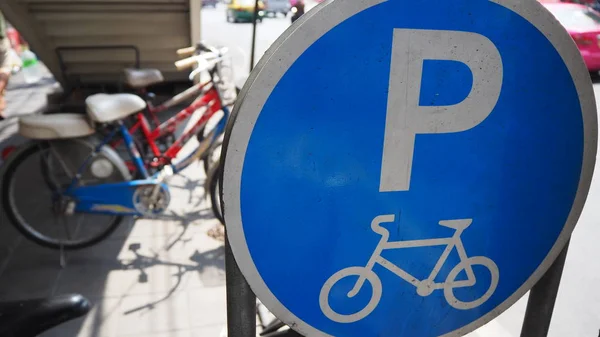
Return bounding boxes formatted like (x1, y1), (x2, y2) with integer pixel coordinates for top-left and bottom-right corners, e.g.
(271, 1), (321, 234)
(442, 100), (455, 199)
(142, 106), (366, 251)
(176, 46), (196, 57)
(175, 55), (203, 70)
(197, 42), (220, 54)
(175, 47), (229, 71)
(176, 42), (221, 57)
(371, 214), (395, 234)
(187, 55), (228, 81)
(175, 52), (217, 70)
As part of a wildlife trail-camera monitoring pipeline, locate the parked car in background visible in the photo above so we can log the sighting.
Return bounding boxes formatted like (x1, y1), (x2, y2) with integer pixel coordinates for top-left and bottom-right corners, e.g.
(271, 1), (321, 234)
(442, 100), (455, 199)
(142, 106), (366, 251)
(226, 0), (265, 22)
(264, 0), (290, 17)
(542, 2), (600, 72)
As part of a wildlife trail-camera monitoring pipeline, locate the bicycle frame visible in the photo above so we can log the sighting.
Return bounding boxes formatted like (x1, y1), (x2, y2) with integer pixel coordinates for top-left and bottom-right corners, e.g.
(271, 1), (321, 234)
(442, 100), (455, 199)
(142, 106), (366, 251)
(58, 93), (229, 216)
(120, 83), (229, 171)
(320, 216), (499, 322)
(350, 217), (476, 296)
(124, 79), (213, 138)
(49, 123), (155, 216)
(143, 85), (225, 162)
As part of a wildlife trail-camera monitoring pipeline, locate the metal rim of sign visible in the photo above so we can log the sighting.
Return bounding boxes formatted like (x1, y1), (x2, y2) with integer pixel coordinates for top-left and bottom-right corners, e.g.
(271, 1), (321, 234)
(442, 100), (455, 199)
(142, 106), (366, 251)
(220, 0), (598, 335)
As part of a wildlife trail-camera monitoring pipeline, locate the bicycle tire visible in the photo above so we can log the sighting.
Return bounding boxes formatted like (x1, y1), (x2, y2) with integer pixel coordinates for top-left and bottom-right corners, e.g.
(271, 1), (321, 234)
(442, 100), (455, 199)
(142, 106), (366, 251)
(202, 140), (223, 175)
(1, 141), (126, 250)
(202, 156), (211, 176)
(205, 158), (224, 225)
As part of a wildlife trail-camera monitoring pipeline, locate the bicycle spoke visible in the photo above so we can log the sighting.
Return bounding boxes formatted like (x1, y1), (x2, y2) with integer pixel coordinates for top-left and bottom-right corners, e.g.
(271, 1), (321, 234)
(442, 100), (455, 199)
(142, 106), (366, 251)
(58, 214), (72, 242)
(48, 145), (75, 179)
(40, 148), (67, 191)
(72, 213), (85, 240)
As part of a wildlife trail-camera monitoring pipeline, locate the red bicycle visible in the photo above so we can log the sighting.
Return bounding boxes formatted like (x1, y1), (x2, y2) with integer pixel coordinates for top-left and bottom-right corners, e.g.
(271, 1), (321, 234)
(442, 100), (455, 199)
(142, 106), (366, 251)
(109, 43), (233, 175)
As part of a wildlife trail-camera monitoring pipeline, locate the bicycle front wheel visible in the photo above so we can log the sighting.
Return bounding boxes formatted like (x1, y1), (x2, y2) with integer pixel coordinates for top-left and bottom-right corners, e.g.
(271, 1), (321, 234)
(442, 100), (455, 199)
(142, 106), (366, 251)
(202, 138), (223, 175)
(1, 140), (129, 250)
(319, 266), (382, 323)
(205, 158), (224, 225)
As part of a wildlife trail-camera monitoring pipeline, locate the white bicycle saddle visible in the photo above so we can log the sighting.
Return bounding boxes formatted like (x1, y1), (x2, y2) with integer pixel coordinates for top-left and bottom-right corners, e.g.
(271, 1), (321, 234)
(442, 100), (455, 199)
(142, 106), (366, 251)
(85, 93), (146, 123)
(19, 113), (95, 140)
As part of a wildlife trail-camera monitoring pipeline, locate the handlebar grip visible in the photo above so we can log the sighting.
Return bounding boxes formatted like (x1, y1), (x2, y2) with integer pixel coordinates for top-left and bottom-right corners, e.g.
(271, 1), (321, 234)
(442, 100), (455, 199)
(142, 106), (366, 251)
(175, 56), (199, 70)
(177, 46), (196, 57)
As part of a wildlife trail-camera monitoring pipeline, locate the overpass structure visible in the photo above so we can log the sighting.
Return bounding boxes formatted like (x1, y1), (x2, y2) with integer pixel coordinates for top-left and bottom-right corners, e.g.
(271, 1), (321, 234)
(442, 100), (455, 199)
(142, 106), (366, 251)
(0, 0), (201, 90)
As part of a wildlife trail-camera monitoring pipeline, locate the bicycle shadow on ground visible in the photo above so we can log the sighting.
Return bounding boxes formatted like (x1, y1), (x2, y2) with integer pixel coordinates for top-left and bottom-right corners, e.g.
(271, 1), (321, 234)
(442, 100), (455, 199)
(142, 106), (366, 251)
(0, 75), (228, 336)
(121, 244), (225, 316)
(168, 174), (208, 207)
(148, 207), (216, 251)
(0, 166), (223, 337)
(22, 217), (227, 336)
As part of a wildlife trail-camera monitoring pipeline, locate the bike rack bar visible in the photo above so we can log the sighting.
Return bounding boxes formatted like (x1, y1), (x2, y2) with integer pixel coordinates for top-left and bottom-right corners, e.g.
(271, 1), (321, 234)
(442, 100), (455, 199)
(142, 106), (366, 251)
(520, 240), (570, 337)
(226, 234), (257, 337)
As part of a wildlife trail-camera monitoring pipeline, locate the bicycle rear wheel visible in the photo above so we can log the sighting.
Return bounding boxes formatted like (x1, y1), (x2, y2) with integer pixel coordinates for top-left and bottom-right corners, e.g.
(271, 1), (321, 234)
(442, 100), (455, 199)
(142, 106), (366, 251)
(1, 140), (130, 250)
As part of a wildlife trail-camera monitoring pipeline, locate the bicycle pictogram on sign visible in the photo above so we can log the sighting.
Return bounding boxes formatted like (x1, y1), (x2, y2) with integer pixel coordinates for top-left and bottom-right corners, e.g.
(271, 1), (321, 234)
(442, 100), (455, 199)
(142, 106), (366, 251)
(319, 215), (499, 323)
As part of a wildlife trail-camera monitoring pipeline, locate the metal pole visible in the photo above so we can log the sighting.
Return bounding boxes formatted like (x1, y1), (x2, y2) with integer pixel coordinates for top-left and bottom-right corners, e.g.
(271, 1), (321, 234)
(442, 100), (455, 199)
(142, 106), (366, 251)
(226, 234), (257, 337)
(250, 0), (260, 72)
(520, 240), (570, 337)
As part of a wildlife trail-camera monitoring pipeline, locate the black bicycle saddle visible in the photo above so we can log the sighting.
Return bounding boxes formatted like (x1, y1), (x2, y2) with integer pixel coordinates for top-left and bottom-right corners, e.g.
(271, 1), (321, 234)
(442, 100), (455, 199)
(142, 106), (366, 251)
(0, 294), (91, 337)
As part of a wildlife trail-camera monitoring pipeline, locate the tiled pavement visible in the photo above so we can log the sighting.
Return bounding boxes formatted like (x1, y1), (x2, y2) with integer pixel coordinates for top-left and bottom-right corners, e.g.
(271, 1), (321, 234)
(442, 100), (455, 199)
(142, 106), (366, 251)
(0, 171), (231, 337)
(0, 72), (234, 337)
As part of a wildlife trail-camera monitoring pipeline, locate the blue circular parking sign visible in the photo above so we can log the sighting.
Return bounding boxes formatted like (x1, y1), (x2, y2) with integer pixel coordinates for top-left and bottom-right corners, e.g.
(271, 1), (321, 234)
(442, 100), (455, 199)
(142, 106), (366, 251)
(222, 0), (597, 336)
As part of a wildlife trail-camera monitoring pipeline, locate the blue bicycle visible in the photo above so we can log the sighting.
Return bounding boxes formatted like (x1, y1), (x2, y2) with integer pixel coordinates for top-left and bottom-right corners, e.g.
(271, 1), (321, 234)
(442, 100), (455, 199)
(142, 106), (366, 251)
(0, 52), (230, 250)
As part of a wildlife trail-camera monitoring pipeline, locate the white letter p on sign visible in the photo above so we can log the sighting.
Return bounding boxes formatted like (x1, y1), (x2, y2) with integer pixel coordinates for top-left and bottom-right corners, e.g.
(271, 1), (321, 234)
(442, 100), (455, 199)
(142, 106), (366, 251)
(380, 29), (503, 192)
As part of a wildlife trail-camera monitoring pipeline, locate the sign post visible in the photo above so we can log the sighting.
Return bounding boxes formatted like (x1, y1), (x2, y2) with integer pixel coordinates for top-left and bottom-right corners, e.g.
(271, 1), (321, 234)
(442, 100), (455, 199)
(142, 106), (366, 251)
(222, 0), (597, 336)
(225, 235), (256, 337)
(226, 1), (262, 336)
(520, 242), (570, 337)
